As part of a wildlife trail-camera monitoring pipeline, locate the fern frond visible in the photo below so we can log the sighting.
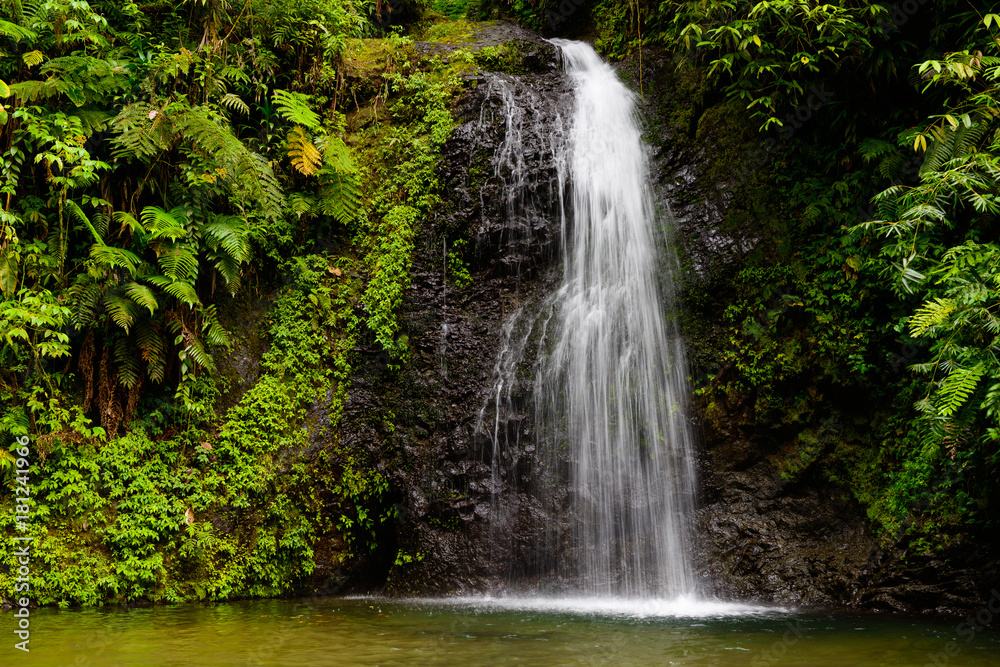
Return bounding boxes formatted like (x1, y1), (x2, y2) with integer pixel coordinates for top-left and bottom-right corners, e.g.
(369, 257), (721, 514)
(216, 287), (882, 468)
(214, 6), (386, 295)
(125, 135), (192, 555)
(0, 19), (36, 42)
(155, 244), (199, 281)
(317, 172), (361, 225)
(65, 200), (103, 244)
(172, 106), (285, 219)
(136, 323), (167, 383)
(201, 216), (250, 263)
(212, 255), (241, 293)
(200, 304), (231, 348)
(287, 126), (322, 176)
(219, 93), (250, 115)
(124, 282), (158, 314)
(141, 206), (188, 240)
(936, 364), (984, 417)
(104, 293), (137, 332)
(90, 245), (140, 273)
(287, 192), (315, 216)
(159, 278), (201, 306)
(184, 337), (216, 372)
(114, 337), (141, 388)
(272, 89), (321, 130)
(73, 109), (115, 137)
(320, 137), (355, 173)
(112, 211), (144, 236)
(22, 50), (44, 67)
(909, 297), (956, 337)
(112, 102), (168, 158)
(69, 282), (102, 327)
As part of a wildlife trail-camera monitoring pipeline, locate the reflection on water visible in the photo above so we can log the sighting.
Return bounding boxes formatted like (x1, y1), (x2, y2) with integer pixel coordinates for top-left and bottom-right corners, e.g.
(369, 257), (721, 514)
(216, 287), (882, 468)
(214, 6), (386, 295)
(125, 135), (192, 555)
(9, 596), (1000, 666)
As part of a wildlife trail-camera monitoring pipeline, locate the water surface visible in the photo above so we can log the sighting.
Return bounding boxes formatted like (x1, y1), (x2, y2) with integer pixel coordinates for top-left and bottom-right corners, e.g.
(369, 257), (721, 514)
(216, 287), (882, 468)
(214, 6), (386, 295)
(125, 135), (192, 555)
(13, 596), (1000, 666)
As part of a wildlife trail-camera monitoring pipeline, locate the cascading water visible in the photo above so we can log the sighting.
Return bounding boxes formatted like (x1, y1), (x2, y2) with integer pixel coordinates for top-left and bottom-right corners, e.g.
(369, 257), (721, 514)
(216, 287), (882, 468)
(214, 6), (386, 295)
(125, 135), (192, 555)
(482, 40), (698, 598)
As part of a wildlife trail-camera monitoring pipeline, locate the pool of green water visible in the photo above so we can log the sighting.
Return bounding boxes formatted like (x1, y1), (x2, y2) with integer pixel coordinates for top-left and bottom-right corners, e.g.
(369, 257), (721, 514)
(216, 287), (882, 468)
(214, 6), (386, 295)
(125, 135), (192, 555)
(8, 596), (1000, 666)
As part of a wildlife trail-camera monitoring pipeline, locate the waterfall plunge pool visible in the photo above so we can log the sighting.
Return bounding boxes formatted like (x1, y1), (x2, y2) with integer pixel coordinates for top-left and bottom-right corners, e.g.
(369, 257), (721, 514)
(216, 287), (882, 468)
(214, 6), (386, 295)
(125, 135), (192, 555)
(12, 596), (1000, 665)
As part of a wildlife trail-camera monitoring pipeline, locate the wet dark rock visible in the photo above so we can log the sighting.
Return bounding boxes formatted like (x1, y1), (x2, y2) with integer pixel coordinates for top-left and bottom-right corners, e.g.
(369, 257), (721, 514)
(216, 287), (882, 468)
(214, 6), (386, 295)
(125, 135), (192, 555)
(337, 40), (571, 594)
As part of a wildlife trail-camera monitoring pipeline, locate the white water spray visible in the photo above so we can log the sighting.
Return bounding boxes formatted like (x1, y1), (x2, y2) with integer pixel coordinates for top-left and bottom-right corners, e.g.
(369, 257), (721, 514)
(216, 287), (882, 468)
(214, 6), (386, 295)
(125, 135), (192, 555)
(537, 39), (697, 597)
(482, 40), (699, 598)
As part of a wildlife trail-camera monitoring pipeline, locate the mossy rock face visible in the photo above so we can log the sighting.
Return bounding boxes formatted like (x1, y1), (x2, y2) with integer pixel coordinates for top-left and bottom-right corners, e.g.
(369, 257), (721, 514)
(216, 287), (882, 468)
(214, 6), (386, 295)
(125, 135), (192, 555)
(413, 20), (558, 74)
(342, 37), (419, 104)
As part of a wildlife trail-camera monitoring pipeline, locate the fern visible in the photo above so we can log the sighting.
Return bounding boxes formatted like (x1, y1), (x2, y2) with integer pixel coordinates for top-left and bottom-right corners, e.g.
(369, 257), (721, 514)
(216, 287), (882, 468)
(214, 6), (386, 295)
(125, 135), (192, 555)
(909, 298), (957, 337)
(136, 323), (168, 384)
(203, 216), (248, 260)
(141, 206), (189, 240)
(160, 280), (201, 307)
(11, 56), (128, 106)
(201, 215), (250, 293)
(114, 336), (142, 389)
(155, 244), (199, 282)
(22, 50), (43, 66)
(287, 126), (322, 176)
(90, 245), (141, 272)
(272, 89), (322, 130)
(112, 103), (168, 159)
(124, 282), (158, 315)
(105, 294), (137, 332)
(0, 19), (35, 42)
(199, 304), (231, 348)
(317, 172), (361, 225)
(219, 92), (250, 115)
(936, 365), (985, 417)
(920, 122), (987, 176)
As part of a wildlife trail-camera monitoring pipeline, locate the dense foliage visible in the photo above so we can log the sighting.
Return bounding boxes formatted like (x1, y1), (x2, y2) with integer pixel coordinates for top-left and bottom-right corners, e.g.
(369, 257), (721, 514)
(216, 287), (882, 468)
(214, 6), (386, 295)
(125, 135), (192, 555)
(0, 0), (469, 603)
(2, 0), (998, 605)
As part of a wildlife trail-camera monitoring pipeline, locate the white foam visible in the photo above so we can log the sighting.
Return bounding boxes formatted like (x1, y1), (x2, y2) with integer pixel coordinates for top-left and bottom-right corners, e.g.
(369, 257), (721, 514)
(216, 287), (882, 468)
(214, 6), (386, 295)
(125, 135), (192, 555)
(401, 595), (791, 619)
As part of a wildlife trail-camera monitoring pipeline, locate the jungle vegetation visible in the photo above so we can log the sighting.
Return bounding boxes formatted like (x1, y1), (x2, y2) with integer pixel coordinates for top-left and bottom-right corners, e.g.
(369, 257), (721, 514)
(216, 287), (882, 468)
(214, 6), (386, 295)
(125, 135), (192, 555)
(1, 0), (998, 603)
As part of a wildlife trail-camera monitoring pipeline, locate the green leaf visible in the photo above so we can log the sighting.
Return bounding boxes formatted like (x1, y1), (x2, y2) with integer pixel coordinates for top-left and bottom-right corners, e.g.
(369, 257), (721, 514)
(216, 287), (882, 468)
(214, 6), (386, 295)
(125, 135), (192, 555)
(90, 245), (141, 273)
(937, 365), (984, 417)
(272, 89), (321, 130)
(161, 279), (201, 306)
(124, 282), (158, 314)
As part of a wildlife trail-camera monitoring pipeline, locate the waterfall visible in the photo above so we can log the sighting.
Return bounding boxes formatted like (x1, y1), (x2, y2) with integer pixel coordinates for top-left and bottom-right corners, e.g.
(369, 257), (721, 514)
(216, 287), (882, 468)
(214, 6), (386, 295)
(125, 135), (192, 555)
(482, 40), (698, 598)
